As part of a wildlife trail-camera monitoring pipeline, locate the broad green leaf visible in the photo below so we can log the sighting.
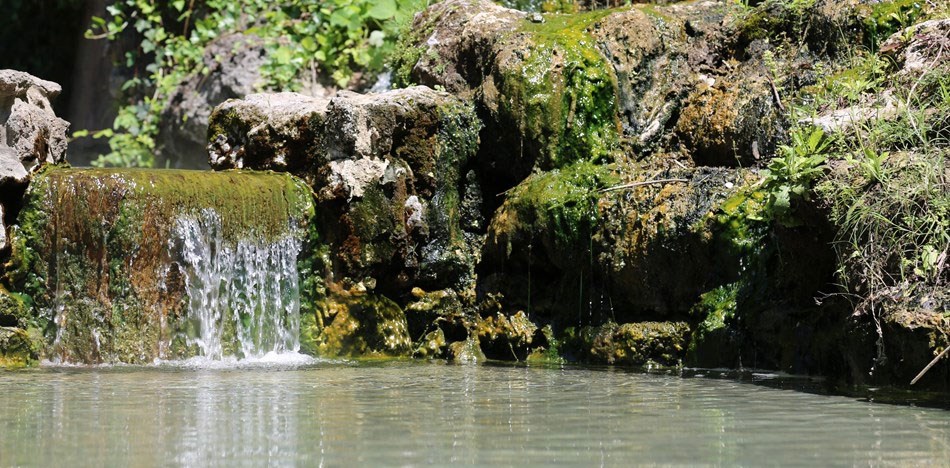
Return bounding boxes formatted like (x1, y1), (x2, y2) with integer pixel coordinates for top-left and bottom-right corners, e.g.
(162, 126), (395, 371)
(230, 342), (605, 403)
(368, 0), (398, 20)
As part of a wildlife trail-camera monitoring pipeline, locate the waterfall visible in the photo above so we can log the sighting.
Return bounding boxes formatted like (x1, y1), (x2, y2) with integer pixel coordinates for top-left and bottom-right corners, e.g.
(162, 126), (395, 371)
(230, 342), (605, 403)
(171, 209), (303, 360)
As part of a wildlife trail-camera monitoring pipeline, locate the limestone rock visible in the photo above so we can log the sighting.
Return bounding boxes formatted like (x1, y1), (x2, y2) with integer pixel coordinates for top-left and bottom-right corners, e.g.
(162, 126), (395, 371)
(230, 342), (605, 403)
(880, 19), (950, 77)
(476, 310), (540, 360)
(311, 293), (412, 357)
(675, 59), (786, 166)
(158, 34), (332, 169)
(0, 147), (29, 189)
(393, 0), (729, 181)
(479, 165), (757, 325)
(208, 86), (482, 296)
(0, 69), (69, 170)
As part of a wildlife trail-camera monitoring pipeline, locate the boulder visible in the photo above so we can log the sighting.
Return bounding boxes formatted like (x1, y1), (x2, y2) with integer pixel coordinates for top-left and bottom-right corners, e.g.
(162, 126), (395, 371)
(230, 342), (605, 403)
(304, 292), (412, 357)
(0, 147), (29, 189)
(0, 69), (69, 170)
(479, 165), (757, 326)
(0, 71), (68, 253)
(208, 86), (481, 295)
(569, 321), (691, 366)
(208, 86), (482, 356)
(0, 326), (38, 368)
(157, 34), (333, 169)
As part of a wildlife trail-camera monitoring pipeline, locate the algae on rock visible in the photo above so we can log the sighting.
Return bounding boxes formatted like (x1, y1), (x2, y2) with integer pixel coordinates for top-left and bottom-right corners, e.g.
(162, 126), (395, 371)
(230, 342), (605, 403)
(3, 167), (315, 364)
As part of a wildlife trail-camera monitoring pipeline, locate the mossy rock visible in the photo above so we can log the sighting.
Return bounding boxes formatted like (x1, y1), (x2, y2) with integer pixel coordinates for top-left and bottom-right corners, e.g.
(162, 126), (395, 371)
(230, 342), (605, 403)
(311, 293), (412, 358)
(675, 58), (786, 167)
(405, 287), (471, 349)
(0, 327), (38, 368)
(569, 321), (691, 367)
(0, 287), (31, 328)
(4, 167), (315, 363)
(209, 87), (482, 300)
(476, 310), (541, 360)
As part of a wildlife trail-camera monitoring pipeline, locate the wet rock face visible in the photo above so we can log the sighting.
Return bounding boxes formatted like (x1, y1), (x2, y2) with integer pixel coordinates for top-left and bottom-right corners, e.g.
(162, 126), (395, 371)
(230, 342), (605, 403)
(208, 86), (482, 297)
(569, 321), (691, 367)
(3, 168), (314, 364)
(479, 165), (756, 327)
(675, 59), (786, 167)
(305, 292), (412, 357)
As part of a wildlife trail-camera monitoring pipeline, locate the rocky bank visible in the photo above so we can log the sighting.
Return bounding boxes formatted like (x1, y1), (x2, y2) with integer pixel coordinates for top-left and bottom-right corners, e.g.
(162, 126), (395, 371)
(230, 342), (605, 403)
(0, 1), (947, 391)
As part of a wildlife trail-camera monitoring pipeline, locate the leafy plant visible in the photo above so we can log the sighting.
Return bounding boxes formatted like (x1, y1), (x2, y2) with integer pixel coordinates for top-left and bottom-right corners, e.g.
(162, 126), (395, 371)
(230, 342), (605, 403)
(761, 126), (832, 221)
(83, 0), (428, 167)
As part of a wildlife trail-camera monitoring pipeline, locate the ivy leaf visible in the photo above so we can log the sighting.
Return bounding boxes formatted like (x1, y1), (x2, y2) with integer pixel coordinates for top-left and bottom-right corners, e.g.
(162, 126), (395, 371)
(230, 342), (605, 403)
(367, 0), (397, 20)
(172, 0), (185, 12)
(301, 36), (317, 52)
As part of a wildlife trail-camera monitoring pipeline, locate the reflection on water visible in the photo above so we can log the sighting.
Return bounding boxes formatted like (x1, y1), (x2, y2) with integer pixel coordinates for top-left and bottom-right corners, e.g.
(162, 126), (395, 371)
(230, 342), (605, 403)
(2, 361), (949, 466)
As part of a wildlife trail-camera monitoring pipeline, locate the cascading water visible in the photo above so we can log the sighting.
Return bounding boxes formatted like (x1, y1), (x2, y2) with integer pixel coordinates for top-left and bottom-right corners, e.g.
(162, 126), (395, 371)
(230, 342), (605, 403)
(172, 209), (303, 360)
(21, 168), (316, 364)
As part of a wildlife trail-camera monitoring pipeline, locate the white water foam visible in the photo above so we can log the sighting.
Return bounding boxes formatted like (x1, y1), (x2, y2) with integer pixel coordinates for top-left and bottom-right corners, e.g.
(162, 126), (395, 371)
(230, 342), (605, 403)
(170, 209), (304, 361)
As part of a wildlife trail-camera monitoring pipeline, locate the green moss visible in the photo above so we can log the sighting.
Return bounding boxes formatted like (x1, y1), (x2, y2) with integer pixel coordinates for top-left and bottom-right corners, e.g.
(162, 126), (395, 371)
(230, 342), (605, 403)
(348, 185), (398, 266)
(0, 287), (31, 329)
(500, 9), (621, 169)
(497, 0), (578, 14)
(504, 161), (618, 257)
(686, 283), (740, 367)
(4, 167), (315, 363)
(572, 321), (690, 366)
(0, 327), (39, 368)
(313, 293), (412, 357)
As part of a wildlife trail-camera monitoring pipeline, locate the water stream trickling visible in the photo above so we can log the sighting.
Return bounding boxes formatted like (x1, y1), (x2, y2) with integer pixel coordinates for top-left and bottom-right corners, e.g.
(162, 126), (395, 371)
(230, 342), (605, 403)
(171, 209), (303, 360)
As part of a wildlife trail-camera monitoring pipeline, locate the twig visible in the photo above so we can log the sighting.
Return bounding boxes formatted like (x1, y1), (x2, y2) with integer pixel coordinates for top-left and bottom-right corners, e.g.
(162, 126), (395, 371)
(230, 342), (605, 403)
(911, 345), (950, 385)
(183, 0), (197, 36)
(598, 178), (688, 193)
(766, 75), (786, 113)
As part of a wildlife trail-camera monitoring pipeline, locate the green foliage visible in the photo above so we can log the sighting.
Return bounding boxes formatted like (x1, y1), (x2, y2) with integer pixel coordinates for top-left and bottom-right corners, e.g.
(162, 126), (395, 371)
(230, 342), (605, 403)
(863, 0), (922, 49)
(761, 126), (831, 222)
(819, 151), (948, 294)
(85, 0), (428, 167)
(787, 28), (950, 304)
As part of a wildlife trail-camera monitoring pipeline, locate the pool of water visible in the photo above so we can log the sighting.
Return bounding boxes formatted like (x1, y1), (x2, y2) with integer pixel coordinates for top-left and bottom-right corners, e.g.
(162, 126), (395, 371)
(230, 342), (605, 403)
(2, 358), (949, 466)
